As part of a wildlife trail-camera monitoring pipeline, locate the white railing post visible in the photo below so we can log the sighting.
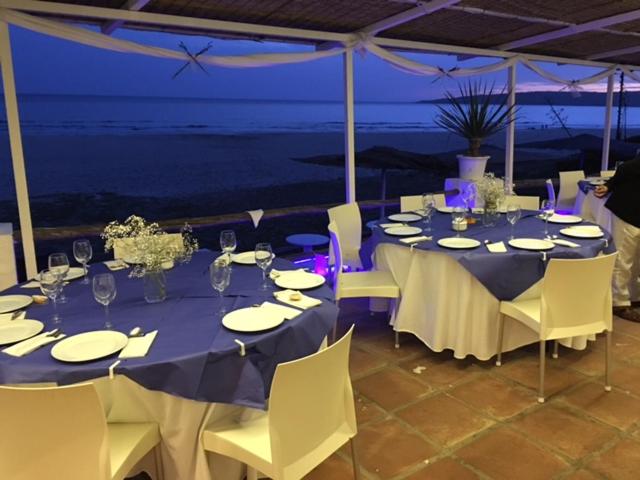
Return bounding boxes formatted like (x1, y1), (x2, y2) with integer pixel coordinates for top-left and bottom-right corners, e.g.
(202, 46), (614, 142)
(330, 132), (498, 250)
(602, 73), (614, 171)
(343, 49), (356, 203)
(0, 20), (37, 279)
(505, 64), (517, 194)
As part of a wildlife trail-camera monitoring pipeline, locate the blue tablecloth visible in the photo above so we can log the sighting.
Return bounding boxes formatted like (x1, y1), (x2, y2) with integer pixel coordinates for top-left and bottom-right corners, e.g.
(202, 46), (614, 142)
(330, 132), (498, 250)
(0, 250), (337, 409)
(372, 211), (614, 301)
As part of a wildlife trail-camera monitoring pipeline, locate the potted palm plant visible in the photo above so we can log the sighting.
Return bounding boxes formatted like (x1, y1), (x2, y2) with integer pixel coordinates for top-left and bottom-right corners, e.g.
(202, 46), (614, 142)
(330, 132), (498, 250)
(434, 81), (517, 180)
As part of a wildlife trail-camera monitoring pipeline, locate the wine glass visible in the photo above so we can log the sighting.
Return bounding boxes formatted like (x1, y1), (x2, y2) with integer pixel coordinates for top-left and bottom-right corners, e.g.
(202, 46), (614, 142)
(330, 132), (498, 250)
(209, 259), (232, 316)
(48, 253), (70, 303)
(506, 204), (522, 240)
(39, 270), (63, 325)
(540, 199), (555, 236)
(220, 230), (237, 263)
(92, 273), (117, 329)
(73, 239), (92, 285)
(255, 243), (273, 290)
(451, 207), (466, 238)
(421, 193), (436, 232)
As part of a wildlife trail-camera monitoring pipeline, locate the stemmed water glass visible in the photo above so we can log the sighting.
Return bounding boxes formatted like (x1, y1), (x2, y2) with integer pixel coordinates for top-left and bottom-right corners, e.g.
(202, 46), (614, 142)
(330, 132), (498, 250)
(92, 273), (117, 329)
(39, 270), (63, 325)
(209, 259), (232, 316)
(48, 253), (70, 303)
(540, 199), (555, 236)
(73, 239), (92, 285)
(506, 204), (521, 240)
(451, 207), (466, 238)
(220, 230), (237, 263)
(421, 193), (436, 232)
(255, 243), (273, 290)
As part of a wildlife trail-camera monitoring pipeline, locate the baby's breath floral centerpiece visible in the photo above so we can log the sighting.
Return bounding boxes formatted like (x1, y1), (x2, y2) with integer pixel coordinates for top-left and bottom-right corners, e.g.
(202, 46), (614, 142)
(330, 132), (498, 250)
(475, 173), (505, 227)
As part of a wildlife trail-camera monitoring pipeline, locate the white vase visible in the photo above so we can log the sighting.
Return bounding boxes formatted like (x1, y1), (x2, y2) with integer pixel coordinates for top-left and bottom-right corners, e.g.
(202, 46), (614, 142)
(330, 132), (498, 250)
(457, 154), (490, 180)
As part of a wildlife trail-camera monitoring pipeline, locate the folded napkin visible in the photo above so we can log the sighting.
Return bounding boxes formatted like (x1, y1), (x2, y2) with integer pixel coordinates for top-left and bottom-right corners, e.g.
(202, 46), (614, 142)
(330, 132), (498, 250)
(269, 268), (306, 280)
(379, 223), (404, 228)
(273, 290), (322, 310)
(104, 259), (128, 271)
(552, 239), (580, 248)
(20, 281), (41, 289)
(246, 209), (264, 229)
(118, 330), (157, 359)
(0, 311), (26, 323)
(399, 235), (431, 244)
(3, 331), (66, 357)
(486, 241), (507, 253)
(260, 301), (303, 320)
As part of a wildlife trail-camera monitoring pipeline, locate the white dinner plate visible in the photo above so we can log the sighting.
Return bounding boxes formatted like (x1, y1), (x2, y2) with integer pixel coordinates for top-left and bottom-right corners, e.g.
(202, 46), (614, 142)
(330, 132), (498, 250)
(589, 179), (606, 186)
(36, 267), (85, 282)
(222, 307), (285, 333)
(232, 251), (257, 265)
(436, 206), (454, 213)
(547, 214), (583, 224)
(51, 331), (128, 363)
(508, 238), (555, 251)
(0, 320), (44, 345)
(437, 237), (481, 249)
(560, 226), (604, 239)
(384, 226), (423, 237)
(388, 213), (422, 223)
(274, 271), (325, 290)
(0, 295), (33, 314)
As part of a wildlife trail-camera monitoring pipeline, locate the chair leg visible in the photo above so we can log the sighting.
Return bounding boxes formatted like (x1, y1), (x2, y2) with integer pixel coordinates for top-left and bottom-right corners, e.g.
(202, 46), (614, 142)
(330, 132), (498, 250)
(153, 445), (164, 480)
(538, 340), (546, 403)
(496, 314), (505, 366)
(394, 330), (400, 349)
(605, 330), (612, 392)
(349, 437), (362, 480)
(552, 340), (559, 359)
(247, 466), (258, 480)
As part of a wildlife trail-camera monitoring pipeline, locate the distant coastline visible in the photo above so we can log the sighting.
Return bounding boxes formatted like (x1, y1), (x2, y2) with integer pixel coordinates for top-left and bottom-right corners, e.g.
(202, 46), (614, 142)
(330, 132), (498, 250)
(420, 90), (640, 107)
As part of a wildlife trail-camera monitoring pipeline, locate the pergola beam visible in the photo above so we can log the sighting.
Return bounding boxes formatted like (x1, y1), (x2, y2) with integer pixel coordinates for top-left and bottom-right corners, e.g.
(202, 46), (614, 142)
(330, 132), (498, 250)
(101, 0), (151, 36)
(359, 0), (460, 36)
(589, 44), (640, 61)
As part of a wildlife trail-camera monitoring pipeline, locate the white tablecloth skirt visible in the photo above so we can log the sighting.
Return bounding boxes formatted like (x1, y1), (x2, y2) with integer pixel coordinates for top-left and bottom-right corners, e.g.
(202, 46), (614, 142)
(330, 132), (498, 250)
(374, 244), (591, 360)
(574, 189), (612, 231)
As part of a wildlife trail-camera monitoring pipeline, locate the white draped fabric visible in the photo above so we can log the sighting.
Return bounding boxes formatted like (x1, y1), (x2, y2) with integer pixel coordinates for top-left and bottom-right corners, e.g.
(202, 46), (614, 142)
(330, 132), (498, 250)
(574, 190), (613, 232)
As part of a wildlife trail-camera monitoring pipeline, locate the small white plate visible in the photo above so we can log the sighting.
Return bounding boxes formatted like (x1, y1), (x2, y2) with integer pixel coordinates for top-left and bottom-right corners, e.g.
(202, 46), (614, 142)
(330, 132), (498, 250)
(51, 331), (128, 363)
(0, 295), (33, 314)
(388, 213), (422, 222)
(560, 226), (604, 239)
(222, 307), (285, 333)
(384, 226), (423, 237)
(0, 320), (44, 345)
(589, 179), (606, 186)
(437, 237), (481, 249)
(508, 238), (555, 251)
(436, 206), (454, 213)
(232, 251), (257, 265)
(275, 271), (325, 290)
(547, 214), (583, 224)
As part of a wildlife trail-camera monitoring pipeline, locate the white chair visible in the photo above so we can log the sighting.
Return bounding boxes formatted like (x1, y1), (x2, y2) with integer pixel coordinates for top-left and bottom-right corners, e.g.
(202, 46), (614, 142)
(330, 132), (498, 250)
(503, 195), (540, 211)
(329, 221), (400, 344)
(600, 170), (615, 178)
(202, 326), (360, 480)
(545, 179), (556, 206)
(557, 170), (585, 212)
(400, 193), (446, 212)
(327, 203), (362, 270)
(496, 253), (617, 403)
(0, 383), (162, 480)
(113, 233), (183, 261)
(0, 223), (17, 290)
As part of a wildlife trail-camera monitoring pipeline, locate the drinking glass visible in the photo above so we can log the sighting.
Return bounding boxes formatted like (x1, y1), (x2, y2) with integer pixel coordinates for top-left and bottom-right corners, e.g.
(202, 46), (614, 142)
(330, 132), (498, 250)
(92, 273), (117, 329)
(73, 239), (92, 285)
(39, 270), (63, 325)
(421, 193), (436, 232)
(451, 207), (466, 238)
(255, 243), (273, 290)
(506, 204), (522, 240)
(48, 253), (70, 303)
(220, 230), (237, 262)
(209, 259), (232, 316)
(540, 199), (555, 236)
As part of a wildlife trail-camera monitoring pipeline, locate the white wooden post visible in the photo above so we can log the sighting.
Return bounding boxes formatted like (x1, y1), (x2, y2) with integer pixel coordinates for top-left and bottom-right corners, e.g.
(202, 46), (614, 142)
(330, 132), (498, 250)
(505, 64), (517, 193)
(0, 21), (37, 279)
(343, 49), (356, 203)
(602, 73), (614, 171)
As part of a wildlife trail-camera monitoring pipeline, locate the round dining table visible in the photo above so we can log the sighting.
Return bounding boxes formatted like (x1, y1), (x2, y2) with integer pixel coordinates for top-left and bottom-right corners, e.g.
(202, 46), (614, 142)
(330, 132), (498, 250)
(371, 210), (614, 360)
(0, 250), (337, 480)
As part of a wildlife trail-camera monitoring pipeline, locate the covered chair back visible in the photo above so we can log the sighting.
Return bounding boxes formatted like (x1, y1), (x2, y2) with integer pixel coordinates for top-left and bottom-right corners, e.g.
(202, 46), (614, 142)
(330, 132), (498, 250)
(400, 193), (445, 212)
(503, 195), (540, 211)
(327, 203), (362, 269)
(601, 170), (615, 178)
(545, 179), (556, 205)
(557, 170), (585, 212)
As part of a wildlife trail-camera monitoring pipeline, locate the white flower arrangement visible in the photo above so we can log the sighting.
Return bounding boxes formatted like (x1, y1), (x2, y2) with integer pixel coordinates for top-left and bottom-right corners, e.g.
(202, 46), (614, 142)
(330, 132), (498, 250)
(475, 172), (505, 209)
(102, 215), (198, 278)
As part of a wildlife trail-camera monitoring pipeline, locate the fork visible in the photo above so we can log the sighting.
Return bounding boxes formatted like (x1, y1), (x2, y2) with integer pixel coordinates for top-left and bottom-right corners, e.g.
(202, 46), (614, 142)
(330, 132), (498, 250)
(10, 310), (25, 320)
(45, 328), (63, 338)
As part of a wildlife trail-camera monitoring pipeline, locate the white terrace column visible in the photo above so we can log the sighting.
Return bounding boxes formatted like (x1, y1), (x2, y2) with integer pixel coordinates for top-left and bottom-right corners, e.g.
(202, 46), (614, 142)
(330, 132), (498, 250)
(601, 73), (615, 171)
(343, 49), (356, 203)
(504, 64), (517, 193)
(0, 21), (37, 279)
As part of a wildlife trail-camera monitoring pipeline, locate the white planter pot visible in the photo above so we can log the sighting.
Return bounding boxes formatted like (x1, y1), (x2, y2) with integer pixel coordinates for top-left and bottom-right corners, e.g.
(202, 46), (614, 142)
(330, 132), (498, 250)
(457, 154), (490, 180)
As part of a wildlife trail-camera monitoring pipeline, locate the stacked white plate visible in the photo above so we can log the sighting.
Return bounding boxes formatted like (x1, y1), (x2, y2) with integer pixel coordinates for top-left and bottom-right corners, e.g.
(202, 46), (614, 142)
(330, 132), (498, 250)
(560, 226), (604, 239)
(51, 331), (128, 362)
(508, 238), (555, 251)
(589, 178), (606, 186)
(274, 271), (325, 290)
(437, 237), (481, 249)
(222, 307), (285, 333)
(384, 226), (423, 237)
(0, 295), (33, 314)
(388, 213), (422, 222)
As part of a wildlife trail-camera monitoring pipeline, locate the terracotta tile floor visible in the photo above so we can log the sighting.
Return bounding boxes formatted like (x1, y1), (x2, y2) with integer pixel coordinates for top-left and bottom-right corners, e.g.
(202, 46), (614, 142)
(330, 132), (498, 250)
(303, 298), (640, 480)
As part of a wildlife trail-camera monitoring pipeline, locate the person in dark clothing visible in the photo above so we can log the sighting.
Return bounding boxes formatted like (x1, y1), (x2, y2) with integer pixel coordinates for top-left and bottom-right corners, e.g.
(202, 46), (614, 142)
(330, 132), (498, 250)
(595, 157), (640, 322)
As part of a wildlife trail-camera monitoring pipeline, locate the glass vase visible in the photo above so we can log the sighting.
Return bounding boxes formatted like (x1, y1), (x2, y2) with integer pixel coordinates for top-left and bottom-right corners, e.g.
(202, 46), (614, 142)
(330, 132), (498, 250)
(143, 269), (167, 303)
(482, 202), (500, 227)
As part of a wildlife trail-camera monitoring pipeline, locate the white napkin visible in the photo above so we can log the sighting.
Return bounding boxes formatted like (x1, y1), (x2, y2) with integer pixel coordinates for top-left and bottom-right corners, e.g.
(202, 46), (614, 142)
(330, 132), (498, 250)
(552, 239), (580, 248)
(118, 330), (157, 359)
(269, 268), (306, 280)
(379, 223), (403, 228)
(399, 235), (431, 244)
(486, 241), (507, 253)
(104, 259), (128, 271)
(0, 311), (26, 323)
(3, 331), (66, 357)
(273, 290), (322, 310)
(260, 301), (303, 320)
(20, 281), (41, 289)
(246, 209), (264, 229)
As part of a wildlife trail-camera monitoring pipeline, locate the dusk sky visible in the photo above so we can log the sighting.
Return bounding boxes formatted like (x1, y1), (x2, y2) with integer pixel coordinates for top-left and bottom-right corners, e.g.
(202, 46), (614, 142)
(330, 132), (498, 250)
(10, 23), (626, 102)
